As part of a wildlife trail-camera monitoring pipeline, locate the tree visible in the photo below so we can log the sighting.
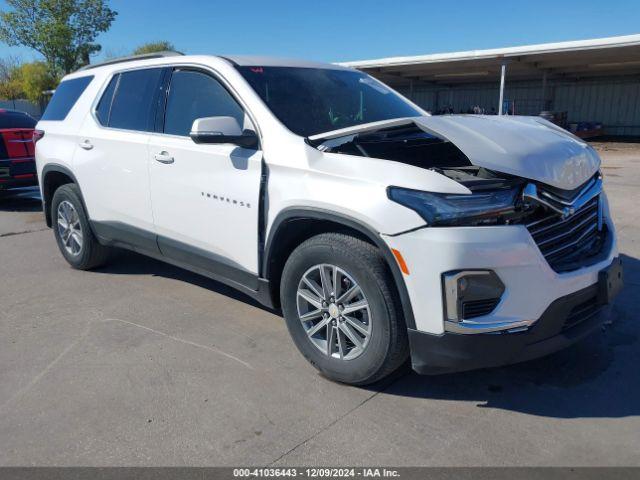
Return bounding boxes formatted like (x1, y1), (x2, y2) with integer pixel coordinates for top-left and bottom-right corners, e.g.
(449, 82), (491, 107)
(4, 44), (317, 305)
(0, 57), (24, 104)
(0, 0), (117, 76)
(0, 60), (56, 105)
(133, 41), (176, 56)
(0, 72), (23, 106)
(0, 55), (20, 82)
(15, 61), (56, 103)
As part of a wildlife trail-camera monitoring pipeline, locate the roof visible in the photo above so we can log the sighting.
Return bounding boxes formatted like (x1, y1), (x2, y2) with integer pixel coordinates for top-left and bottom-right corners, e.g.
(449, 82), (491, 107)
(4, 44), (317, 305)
(338, 34), (640, 85)
(70, 53), (349, 78)
(222, 55), (350, 70)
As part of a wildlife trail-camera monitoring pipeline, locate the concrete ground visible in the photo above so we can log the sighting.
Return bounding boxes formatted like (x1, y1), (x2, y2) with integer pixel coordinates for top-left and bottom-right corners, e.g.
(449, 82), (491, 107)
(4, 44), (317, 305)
(0, 143), (639, 467)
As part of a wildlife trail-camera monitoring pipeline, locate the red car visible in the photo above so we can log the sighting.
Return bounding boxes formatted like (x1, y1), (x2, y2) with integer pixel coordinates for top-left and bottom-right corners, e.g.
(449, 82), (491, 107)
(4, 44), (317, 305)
(0, 109), (38, 192)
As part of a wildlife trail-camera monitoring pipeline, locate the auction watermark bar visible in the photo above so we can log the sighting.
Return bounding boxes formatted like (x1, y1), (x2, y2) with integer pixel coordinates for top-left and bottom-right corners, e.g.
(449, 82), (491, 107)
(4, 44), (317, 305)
(0, 468), (639, 480)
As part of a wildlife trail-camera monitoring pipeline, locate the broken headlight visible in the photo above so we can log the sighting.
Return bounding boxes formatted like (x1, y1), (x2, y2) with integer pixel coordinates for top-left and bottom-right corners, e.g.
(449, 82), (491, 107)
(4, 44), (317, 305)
(387, 186), (520, 226)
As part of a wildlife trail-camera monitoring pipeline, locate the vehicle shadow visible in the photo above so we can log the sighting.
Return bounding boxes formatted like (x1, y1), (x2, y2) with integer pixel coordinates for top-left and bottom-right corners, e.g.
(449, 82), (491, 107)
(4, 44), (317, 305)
(370, 253), (640, 419)
(0, 187), (43, 212)
(99, 244), (640, 419)
(95, 249), (278, 314)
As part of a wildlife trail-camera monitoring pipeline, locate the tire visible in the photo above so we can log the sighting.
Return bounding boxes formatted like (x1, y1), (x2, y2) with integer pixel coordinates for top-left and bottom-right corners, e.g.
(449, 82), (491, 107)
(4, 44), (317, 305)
(51, 183), (112, 270)
(281, 233), (409, 385)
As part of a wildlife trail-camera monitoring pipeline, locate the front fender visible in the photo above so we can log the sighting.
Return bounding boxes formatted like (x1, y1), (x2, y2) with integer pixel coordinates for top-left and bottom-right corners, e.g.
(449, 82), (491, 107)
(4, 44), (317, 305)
(263, 206), (417, 330)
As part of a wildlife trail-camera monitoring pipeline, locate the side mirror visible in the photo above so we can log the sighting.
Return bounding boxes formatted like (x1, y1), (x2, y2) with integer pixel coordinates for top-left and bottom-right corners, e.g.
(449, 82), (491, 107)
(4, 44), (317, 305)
(190, 116), (259, 149)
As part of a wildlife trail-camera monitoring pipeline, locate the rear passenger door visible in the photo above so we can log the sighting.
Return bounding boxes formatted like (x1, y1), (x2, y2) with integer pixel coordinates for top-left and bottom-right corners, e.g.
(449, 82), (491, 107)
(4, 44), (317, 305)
(148, 68), (263, 280)
(74, 67), (166, 243)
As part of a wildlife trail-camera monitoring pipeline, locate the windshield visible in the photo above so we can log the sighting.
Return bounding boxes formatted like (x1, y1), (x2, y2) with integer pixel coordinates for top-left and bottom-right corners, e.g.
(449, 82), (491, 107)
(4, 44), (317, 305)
(237, 66), (422, 137)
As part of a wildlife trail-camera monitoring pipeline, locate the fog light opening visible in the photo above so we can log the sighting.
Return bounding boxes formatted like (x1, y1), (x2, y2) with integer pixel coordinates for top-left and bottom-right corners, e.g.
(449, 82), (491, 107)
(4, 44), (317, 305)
(443, 270), (505, 322)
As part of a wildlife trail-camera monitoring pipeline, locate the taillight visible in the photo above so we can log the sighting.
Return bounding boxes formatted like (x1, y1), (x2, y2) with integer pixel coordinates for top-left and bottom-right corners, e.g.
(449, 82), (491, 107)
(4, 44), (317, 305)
(33, 129), (45, 143)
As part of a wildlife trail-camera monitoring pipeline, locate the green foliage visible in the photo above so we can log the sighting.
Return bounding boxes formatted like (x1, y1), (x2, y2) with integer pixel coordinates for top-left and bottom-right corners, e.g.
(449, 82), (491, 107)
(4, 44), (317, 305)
(0, 71), (22, 100)
(0, 55), (20, 81)
(16, 61), (56, 103)
(133, 41), (176, 55)
(0, 60), (57, 103)
(0, 0), (117, 76)
(0, 57), (24, 100)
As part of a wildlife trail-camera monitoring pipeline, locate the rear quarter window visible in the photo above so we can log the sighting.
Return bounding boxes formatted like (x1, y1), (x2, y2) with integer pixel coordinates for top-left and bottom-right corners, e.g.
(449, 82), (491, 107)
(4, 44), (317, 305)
(107, 68), (164, 132)
(95, 75), (118, 126)
(41, 76), (94, 121)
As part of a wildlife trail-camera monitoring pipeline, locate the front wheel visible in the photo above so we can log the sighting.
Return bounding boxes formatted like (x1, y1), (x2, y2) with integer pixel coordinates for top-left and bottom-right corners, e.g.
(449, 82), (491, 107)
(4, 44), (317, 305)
(281, 233), (409, 385)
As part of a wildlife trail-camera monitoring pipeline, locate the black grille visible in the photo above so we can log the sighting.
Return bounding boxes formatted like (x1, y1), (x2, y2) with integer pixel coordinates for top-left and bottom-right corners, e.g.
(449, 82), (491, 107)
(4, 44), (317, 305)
(461, 298), (500, 319)
(563, 295), (600, 331)
(526, 195), (606, 272)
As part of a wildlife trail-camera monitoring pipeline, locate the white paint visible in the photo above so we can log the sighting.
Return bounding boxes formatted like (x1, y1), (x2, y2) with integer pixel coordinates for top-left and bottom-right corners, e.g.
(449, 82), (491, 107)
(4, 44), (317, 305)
(383, 194), (617, 333)
(35, 54), (618, 346)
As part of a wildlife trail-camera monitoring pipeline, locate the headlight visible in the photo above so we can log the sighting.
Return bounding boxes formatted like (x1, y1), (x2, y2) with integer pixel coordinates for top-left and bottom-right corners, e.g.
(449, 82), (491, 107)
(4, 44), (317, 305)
(387, 186), (520, 226)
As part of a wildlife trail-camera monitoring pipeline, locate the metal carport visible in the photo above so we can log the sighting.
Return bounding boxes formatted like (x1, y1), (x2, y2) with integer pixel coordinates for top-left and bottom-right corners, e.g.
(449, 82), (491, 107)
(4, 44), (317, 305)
(340, 34), (640, 136)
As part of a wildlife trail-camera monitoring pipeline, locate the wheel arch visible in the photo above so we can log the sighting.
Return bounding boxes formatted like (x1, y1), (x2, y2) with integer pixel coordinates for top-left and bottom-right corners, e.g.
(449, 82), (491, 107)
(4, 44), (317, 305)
(41, 164), (84, 228)
(262, 207), (416, 329)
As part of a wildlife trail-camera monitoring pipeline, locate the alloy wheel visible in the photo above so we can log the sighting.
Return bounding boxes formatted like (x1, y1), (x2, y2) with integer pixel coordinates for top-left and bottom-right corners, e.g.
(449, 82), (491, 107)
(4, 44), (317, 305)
(296, 264), (372, 360)
(57, 200), (83, 256)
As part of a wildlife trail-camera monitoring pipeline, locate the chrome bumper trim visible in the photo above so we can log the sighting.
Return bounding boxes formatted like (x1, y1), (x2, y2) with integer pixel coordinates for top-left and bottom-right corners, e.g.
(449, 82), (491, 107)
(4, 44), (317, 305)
(444, 318), (536, 334)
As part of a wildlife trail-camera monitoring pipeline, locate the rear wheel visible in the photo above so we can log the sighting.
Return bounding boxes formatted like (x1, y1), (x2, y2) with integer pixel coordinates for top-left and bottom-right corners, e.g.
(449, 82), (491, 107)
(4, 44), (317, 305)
(281, 233), (409, 385)
(51, 183), (112, 270)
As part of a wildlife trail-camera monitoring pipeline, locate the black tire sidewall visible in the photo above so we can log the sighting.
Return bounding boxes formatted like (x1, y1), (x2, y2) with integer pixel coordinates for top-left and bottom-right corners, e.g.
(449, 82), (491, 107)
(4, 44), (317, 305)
(281, 239), (395, 384)
(51, 184), (96, 269)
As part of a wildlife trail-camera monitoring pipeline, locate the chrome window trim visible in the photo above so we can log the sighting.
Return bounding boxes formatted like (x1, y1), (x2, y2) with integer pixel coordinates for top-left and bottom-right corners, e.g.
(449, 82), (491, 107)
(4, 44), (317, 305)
(88, 62), (263, 143)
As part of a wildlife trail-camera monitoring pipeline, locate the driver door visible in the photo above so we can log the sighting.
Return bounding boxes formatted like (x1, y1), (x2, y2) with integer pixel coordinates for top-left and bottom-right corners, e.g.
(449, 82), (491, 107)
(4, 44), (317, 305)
(148, 68), (263, 282)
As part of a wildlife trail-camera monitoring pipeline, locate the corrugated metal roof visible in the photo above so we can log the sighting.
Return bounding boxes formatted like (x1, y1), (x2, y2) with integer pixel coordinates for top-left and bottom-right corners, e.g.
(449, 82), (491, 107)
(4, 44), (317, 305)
(339, 34), (640, 68)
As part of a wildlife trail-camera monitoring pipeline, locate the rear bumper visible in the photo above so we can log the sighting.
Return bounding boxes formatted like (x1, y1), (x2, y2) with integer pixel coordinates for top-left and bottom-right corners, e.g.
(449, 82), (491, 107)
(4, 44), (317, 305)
(0, 158), (37, 189)
(0, 176), (38, 189)
(408, 273), (617, 374)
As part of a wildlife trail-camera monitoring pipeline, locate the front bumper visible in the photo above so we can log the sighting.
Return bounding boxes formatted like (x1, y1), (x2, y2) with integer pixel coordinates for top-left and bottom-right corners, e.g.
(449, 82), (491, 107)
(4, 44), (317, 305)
(408, 270), (619, 374)
(382, 197), (618, 335)
(382, 191), (620, 374)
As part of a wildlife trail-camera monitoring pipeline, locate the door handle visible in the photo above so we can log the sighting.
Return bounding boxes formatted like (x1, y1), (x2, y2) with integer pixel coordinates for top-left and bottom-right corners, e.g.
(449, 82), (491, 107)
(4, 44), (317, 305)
(154, 151), (174, 164)
(79, 140), (93, 150)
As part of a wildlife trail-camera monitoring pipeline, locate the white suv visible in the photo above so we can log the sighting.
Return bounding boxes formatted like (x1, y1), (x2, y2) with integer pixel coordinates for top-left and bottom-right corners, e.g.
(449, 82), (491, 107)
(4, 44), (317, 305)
(35, 53), (623, 385)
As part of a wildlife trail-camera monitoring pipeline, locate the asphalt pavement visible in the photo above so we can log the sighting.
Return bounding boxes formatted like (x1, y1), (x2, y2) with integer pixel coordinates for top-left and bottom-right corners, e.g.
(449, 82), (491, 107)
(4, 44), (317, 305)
(0, 142), (639, 466)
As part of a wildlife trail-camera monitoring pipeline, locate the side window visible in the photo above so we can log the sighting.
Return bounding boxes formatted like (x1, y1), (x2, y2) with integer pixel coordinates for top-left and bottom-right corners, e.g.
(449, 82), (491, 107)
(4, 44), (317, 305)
(164, 69), (245, 137)
(108, 68), (163, 131)
(41, 76), (93, 121)
(95, 74), (119, 126)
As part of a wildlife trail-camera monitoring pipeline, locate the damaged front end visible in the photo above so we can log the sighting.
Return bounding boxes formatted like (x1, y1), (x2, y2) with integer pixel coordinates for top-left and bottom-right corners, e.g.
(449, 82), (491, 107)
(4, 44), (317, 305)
(521, 174), (609, 272)
(309, 116), (609, 273)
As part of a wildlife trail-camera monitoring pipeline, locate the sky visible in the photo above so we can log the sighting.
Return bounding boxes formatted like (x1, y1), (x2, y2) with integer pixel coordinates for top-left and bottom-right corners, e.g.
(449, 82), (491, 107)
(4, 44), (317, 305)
(0, 0), (639, 64)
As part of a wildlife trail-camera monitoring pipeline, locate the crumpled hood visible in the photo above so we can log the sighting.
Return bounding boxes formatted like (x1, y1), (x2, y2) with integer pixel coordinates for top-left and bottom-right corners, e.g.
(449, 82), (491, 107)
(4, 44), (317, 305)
(414, 115), (600, 190)
(310, 115), (601, 191)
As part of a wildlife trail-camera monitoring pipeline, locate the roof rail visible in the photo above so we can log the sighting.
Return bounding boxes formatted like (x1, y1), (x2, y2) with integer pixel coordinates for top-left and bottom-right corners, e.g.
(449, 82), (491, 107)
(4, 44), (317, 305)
(77, 51), (184, 72)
